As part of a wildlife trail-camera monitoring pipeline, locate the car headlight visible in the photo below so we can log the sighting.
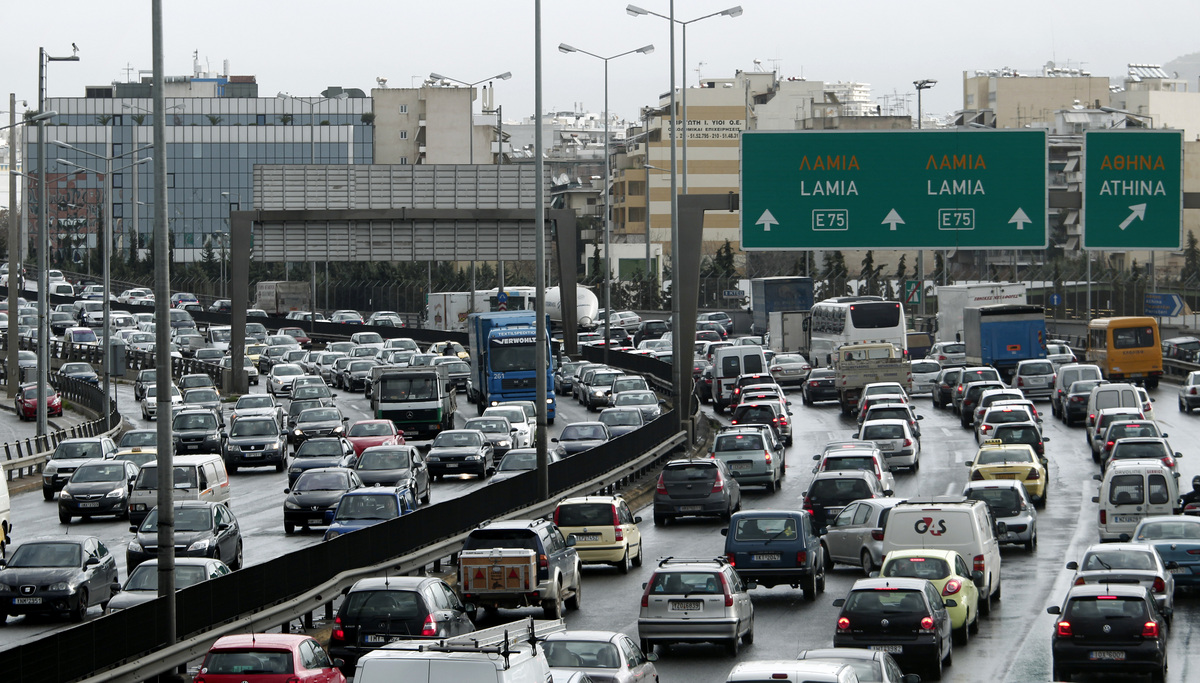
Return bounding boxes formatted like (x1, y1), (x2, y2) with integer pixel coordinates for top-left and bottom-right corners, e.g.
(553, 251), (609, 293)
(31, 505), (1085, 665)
(467, 454), (481, 461)
(49, 582), (73, 593)
(44, 463), (57, 475)
(498, 440), (511, 448)
(127, 539), (143, 553)
(555, 447), (567, 456)
(592, 389), (605, 396)
(59, 489), (73, 500)
(285, 501), (301, 510)
(107, 487), (126, 498)
(226, 444), (241, 452)
(294, 429), (303, 437)
(427, 455), (440, 461)
(333, 425), (345, 434)
(188, 538), (212, 552)
(0, 584), (12, 594)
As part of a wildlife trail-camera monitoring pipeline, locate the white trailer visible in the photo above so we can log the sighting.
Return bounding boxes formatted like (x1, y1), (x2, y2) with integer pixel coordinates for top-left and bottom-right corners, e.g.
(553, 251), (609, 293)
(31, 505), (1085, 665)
(934, 283), (1027, 343)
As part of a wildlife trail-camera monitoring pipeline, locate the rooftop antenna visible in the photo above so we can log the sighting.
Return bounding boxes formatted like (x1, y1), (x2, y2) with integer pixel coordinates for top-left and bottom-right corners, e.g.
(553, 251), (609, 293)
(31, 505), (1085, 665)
(768, 57), (782, 74)
(695, 61), (707, 85)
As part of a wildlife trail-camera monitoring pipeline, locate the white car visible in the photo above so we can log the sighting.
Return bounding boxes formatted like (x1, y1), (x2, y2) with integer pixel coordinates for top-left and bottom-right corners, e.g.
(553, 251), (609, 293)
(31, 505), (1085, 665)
(483, 405), (533, 448)
(909, 359), (941, 395)
(140, 384), (183, 421)
(267, 363), (306, 398)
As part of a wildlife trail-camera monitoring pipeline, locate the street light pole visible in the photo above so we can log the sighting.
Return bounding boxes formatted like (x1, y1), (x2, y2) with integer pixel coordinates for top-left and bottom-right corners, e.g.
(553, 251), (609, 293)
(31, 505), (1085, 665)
(913, 79), (936, 320)
(558, 42), (654, 363)
(36, 46), (79, 438)
(220, 192), (240, 303)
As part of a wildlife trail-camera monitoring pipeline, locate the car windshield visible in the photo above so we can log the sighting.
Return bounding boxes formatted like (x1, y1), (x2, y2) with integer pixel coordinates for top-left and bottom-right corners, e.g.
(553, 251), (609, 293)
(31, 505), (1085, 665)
(357, 448), (410, 471)
(299, 409), (341, 423)
(120, 431), (157, 448)
(561, 425), (606, 441)
(486, 408), (526, 425)
(20, 387), (55, 400)
(868, 408), (910, 422)
(464, 419), (507, 434)
(379, 377), (437, 401)
(61, 363), (93, 374)
(203, 650), (294, 676)
(237, 396), (273, 410)
(185, 389), (219, 403)
(348, 361), (374, 372)
(274, 365), (304, 377)
(70, 463), (126, 483)
(662, 464), (716, 482)
(294, 471), (351, 492)
(976, 448), (1033, 465)
(7, 542), (82, 568)
(912, 361), (940, 374)
(1136, 521), (1200, 541)
(843, 589), (927, 615)
(336, 494), (399, 521)
(883, 556), (950, 580)
(348, 422), (392, 437)
(648, 571), (723, 595)
(715, 434), (765, 452)
(497, 452), (538, 471)
(543, 641), (622, 669)
(142, 507), (213, 533)
(295, 440), (344, 458)
(174, 413), (217, 430)
(230, 420), (277, 437)
(53, 441), (104, 460)
(733, 516), (797, 541)
(433, 432), (482, 448)
(986, 409), (1032, 425)
(292, 386), (331, 400)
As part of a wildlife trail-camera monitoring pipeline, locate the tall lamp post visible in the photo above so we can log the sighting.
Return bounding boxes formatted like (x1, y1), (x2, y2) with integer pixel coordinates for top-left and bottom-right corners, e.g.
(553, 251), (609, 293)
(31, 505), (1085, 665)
(54, 143), (151, 426)
(913, 79), (936, 319)
(558, 42), (654, 362)
(627, 4), (741, 193)
(36, 46), (79, 437)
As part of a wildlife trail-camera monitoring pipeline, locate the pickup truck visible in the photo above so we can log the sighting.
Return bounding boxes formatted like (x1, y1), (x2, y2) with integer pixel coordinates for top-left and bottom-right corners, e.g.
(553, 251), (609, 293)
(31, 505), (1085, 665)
(457, 518), (582, 619)
(834, 342), (913, 416)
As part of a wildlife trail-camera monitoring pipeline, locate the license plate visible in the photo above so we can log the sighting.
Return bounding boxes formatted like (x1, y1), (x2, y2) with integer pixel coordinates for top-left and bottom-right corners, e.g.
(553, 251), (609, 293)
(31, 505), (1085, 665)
(670, 601), (702, 611)
(574, 534), (600, 542)
(869, 645), (902, 654)
(1114, 515), (1140, 524)
(245, 452), (262, 458)
(730, 463), (752, 471)
(679, 505), (702, 512)
(993, 473), (1018, 480)
(446, 463), (459, 468)
(79, 502), (100, 508)
(752, 553), (781, 561)
(1028, 377), (1047, 385)
(1089, 651), (1126, 661)
(1170, 567), (1190, 574)
(13, 597), (41, 605)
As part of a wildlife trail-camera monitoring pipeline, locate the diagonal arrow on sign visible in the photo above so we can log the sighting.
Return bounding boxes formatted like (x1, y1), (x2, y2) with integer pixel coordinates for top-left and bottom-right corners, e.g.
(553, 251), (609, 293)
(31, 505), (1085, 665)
(882, 209), (905, 231)
(756, 209), (779, 232)
(1119, 203), (1147, 231)
(1008, 208), (1032, 230)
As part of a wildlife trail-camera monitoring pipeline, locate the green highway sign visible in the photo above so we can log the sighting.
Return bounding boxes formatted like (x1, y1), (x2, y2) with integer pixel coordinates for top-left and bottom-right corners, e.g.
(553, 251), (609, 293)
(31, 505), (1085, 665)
(1083, 130), (1183, 250)
(740, 130), (1048, 250)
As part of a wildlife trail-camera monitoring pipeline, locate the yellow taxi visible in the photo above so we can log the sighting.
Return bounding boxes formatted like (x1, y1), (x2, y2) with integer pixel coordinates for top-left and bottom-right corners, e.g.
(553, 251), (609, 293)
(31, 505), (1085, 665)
(966, 439), (1048, 506)
(429, 340), (469, 360)
(877, 548), (981, 645)
(553, 494), (643, 574)
(113, 446), (158, 470)
(244, 343), (268, 364)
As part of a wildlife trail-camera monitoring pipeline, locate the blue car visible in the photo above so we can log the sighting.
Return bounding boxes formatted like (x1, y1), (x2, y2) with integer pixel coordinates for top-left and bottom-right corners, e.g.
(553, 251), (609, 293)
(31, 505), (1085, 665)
(322, 487), (417, 541)
(721, 509), (826, 600)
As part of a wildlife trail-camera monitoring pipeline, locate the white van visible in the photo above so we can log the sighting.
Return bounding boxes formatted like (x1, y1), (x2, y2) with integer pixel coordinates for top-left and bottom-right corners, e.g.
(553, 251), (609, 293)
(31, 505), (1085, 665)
(354, 618), (560, 683)
(127, 454), (230, 525)
(1092, 460), (1179, 542)
(712, 346), (769, 413)
(1084, 382), (1140, 430)
(882, 498), (1002, 612)
(0, 476), (10, 555)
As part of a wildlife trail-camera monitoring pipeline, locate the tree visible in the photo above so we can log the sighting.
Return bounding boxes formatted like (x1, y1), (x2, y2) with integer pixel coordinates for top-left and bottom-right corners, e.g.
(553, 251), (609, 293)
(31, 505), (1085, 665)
(200, 236), (218, 278)
(205, 114), (223, 125)
(279, 114), (293, 126)
(933, 252), (946, 284)
(860, 251), (878, 296)
(131, 114), (146, 126)
(1183, 230), (1200, 283)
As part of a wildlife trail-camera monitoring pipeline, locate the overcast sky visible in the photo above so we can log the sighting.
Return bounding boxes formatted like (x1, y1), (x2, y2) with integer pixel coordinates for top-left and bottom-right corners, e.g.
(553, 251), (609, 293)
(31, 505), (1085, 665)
(2, 1), (1197, 125)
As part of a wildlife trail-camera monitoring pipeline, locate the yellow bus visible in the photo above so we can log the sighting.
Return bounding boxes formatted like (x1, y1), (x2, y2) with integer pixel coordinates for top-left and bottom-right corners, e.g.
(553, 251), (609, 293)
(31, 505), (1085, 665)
(1086, 316), (1163, 388)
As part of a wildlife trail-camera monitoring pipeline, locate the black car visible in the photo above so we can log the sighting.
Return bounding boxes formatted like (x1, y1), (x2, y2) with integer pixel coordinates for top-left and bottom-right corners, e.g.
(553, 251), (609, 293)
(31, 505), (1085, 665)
(426, 429), (493, 479)
(127, 501), (243, 571)
(0, 536), (120, 623)
(461, 416), (517, 463)
(598, 407), (644, 437)
(833, 577), (954, 681)
(285, 398), (323, 430)
(58, 460), (139, 524)
(222, 415), (288, 474)
(57, 362), (99, 385)
(172, 409), (225, 456)
(1063, 379), (1106, 426)
(291, 407), (348, 446)
(290, 383), (338, 408)
(180, 386), (222, 417)
(1048, 583), (1167, 682)
(555, 361), (586, 396)
(134, 368), (156, 401)
(329, 576), (476, 673)
(931, 367), (963, 409)
(339, 360), (376, 393)
(989, 422), (1048, 457)
(552, 422), (611, 457)
(287, 437), (357, 487)
(633, 319), (670, 347)
(802, 368), (839, 405)
(283, 467), (363, 534)
(48, 312), (75, 337)
(352, 445), (431, 503)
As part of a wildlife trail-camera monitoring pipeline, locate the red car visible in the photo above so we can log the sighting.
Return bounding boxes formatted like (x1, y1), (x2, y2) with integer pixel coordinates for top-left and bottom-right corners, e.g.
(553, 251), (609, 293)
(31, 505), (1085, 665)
(15, 383), (62, 420)
(277, 326), (312, 349)
(194, 633), (345, 683)
(345, 419), (404, 456)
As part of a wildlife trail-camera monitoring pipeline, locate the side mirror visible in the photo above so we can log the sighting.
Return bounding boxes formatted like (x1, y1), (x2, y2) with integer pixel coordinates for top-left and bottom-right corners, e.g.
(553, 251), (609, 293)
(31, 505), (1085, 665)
(283, 488), (291, 494)
(916, 414), (925, 420)
(813, 454), (821, 461)
(1118, 533), (1131, 542)
(551, 438), (559, 443)
(1093, 474), (1102, 481)
(1047, 605), (1061, 615)
(85, 556), (100, 567)
(744, 580), (758, 590)
(646, 652), (659, 663)
(217, 523), (230, 532)
(883, 489), (894, 497)
(903, 675), (921, 683)
(832, 598), (846, 607)
(129, 525), (139, 533)
(324, 508), (336, 525)
(1176, 452), (1183, 459)
(332, 658), (345, 669)
(964, 461), (974, 467)
(486, 467), (496, 476)
(1166, 560), (1179, 569)
(565, 536), (577, 547)
(868, 571), (880, 578)
(642, 582), (648, 589)
(995, 521), (1007, 535)
(1065, 561), (1078, 570)
(1092, 496), (1100, 503)
(1042, 436), (1050, 442)
(1161, 433), (1169, 438)
(720, 528), (728, 536)
(944, 599), (957, 608)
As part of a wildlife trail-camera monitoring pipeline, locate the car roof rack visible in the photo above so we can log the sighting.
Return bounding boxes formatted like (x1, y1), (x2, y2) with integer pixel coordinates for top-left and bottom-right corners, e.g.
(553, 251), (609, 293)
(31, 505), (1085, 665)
(657, 556), (730, 567)
(382, 617), (564, 668)
(900, 496), (969, 505)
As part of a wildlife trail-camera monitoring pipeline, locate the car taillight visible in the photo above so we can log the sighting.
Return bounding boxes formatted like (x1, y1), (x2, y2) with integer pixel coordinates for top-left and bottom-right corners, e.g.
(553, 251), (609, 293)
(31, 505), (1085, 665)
(656, 473), (667, 495)
(1142, 621), (1160, 638)
(942, 579), (962, 596)
(1017, 377), (1025, 387)
(1105, 441), (1115, 452)
(938, 354), (947, 361)
(974, 555), (985, 574)
(764, 450), (772, 464)
(612, 507), (623, 541)
(708, 452), (716, 459)
(719, 572), (734, 607)
(553, 508), (560, 525)
(770, 366), (781, 372)
(1071, 396), (1084, 403)
(1162, 455), (1176, 469)
(809, 380), (818, 387)
(641, 580), (652, 607)
(1075, 577), (1086, 585)
(795, 550), (807, 564)
(422, 613), (438, 637)
(712, 475), (726, 493)
(903, 438), (912, 447)
(981, 425), (991, 434)
(539, 554), (548, 569)
(1100, 509), (1107, 525)
(837, 616), (851, 631)
(1191, 387), (1198, 396)
(727, 553), (736, 567)
(1026, 470), (1040, 480)
(919, 616), (935, 631)
(1152, 577), (1166, 593)
(1056, 620), (1073, 637)
(871, 529), (884, 541)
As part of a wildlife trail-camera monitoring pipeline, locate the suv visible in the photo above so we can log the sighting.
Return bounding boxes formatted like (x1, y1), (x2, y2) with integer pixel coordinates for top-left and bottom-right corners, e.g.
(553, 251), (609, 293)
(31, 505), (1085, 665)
(637, 557), (754, 656)
(222, 415), (288, 474)
(653, 458), (742, 525)
(1180, 370), (1200, 413)
(172, 408), (225, 456)
(952, 367), (1003, 413)
(710, 427), (784, 490)
(329, 576), (475, 672)
(1010, 359), (1056, 399)
(834, 578), (955, 681)
(41, 436), (118, 501)
(633, 319), (670, 347)
(803, 470), (892, 531)
(931, 367), (963, 408)
(958, 381), (1007, 427)
(458, 519), (582, 619)
(554, 495), (644, 573)
(722, 509), (826, 599)
(963, 479), (1038, 551)
(1048, 584), (1167, 682)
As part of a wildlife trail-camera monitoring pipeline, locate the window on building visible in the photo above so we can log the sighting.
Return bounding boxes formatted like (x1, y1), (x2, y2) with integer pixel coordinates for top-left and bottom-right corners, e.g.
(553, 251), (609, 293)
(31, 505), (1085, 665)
(113, 203), (123, 218)
(112, 115), (123, 126)
(399, 104), (408, 114)
(112, 143), (123, 157)
(399, 130), (408, 140)
(256, 114), (266, 126)
(113, 174), (123, 189)
(398, 157), (408, 165)
(167, 173), (175, 188)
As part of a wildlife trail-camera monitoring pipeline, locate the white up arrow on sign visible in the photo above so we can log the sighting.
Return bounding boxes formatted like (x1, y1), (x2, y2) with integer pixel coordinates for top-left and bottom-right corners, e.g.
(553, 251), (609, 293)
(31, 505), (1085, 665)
(1008, 208), (1032, 230)
(882, 209), (904, 231)
(756, 209), (779, 231)
(1119, 204), (1147, 230)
